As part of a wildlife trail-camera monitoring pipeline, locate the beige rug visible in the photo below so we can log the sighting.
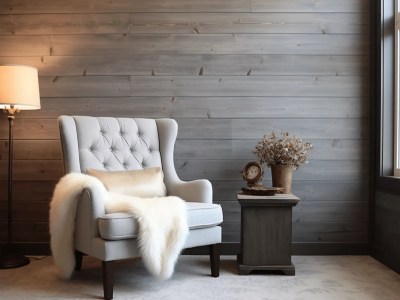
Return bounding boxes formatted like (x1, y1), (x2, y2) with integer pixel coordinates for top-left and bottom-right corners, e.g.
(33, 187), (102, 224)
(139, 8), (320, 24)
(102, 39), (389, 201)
(0, 255), (399, 300)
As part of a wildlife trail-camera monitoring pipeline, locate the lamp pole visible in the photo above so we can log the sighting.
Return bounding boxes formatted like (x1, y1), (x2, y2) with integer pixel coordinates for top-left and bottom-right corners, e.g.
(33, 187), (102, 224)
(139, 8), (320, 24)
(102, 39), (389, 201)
(7, 113), (14, 245)
(0, 106), (30, 268)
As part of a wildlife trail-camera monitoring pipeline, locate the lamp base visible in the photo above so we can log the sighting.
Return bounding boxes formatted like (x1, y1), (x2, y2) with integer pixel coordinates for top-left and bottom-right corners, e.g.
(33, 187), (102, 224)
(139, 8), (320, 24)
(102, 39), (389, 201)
(0, 245), (30, 269)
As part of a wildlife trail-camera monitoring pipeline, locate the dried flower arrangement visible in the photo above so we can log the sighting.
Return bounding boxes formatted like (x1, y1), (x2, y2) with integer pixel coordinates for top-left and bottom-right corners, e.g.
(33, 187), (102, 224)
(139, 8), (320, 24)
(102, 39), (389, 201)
(254, 131), (313, 169)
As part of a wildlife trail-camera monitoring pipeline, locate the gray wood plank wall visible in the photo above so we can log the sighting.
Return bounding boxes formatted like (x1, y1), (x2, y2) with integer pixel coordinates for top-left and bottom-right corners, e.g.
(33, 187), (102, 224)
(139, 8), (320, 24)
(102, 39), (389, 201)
(373, 191), (400, 273)
(0, 0), (370, 248)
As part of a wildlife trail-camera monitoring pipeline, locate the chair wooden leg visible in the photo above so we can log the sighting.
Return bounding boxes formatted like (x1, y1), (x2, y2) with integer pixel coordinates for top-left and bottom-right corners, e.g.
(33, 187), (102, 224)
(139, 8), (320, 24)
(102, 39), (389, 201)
(75, 250), (83, 271)
(209, 243), (220, 277)
(102, 261), (114, 300)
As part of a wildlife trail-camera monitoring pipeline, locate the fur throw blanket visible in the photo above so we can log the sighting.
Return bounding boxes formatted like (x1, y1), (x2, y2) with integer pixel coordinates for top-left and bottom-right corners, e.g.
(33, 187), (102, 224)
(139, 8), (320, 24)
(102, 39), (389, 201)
(49, 173), (188, 280)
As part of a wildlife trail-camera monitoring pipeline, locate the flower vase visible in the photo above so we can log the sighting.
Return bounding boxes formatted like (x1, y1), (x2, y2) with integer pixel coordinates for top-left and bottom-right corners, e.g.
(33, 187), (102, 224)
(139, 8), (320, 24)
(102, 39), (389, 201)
(271, 165), (295, 194)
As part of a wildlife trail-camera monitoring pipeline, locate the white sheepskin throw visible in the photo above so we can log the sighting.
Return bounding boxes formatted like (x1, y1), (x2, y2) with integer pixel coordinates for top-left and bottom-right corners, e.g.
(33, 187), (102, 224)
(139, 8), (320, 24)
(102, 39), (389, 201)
(49, 173), (188, 280)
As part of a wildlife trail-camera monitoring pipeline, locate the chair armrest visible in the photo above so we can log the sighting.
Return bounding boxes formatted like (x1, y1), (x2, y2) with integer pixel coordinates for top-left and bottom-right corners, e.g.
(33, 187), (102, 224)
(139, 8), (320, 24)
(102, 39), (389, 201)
(168, 179), (213, 204)
(75, 185), (107, 255)
(156, 119), (213, 204)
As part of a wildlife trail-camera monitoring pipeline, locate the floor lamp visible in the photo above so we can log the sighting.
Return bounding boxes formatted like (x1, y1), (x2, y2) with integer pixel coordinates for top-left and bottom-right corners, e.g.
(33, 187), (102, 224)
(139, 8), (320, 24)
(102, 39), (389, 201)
(0, 65), (41, 269)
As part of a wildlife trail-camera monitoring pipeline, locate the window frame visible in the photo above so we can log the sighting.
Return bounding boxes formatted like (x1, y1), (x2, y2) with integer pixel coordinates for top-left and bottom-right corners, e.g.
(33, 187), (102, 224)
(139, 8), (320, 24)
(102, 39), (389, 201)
(395, 0), (400, 176)
(377, 0), (400, 193)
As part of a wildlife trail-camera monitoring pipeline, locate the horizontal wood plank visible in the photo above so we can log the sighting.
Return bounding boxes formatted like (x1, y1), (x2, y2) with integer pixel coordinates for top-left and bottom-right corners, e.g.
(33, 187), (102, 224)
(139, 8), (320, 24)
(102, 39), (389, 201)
(36, 75), (366, 98)
(40, 96), (368, 119)
(0, 55), (368, 76)
(221, 200), (368, 223)
(293, 201), (369, 223)
(0, 13), (367, 35)
(0, 119), (58, 140)
(213, 180), (369, 202)
(0, 13), (129, 35)
(0, 138), (367, 161)
(130, 12), (368, 34)
(0, 181), (57, 202)
(175, 159), (368, 181)
(0, 179), (370, 204)
(0, 158), (367, 182)
(292, 221), (368, 243)
(0, 117), (368, 141)
(39, 76), (131, 98)
(0, 160), (63, 181)
(0, 35), (50, 56)
(15, 96), (368, 119)
(0, 0), (251, 14)
(128, 75), (366, 97)
(222, 221), (368, 243)
(50, 34), (368, 56)
(175, 139), (369, 160)
(0, 222), (49, 242)
(0, 140), (61, 160)
(176, 118), (367, 139)
(0, 0), (370, 14)
(0, 201), (49, 222)
(251, 0), (369, 13)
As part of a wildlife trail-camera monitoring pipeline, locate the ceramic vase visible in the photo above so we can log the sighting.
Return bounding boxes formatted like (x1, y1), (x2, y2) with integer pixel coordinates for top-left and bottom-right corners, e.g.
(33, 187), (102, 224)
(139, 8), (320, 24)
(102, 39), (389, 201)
(271, 164), (295, 194)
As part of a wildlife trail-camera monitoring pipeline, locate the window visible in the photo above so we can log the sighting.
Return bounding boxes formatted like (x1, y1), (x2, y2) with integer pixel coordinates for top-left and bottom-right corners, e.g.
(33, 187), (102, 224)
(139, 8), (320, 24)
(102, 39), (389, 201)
(395, 0), (400, 176)
(378, 0), (400, 191)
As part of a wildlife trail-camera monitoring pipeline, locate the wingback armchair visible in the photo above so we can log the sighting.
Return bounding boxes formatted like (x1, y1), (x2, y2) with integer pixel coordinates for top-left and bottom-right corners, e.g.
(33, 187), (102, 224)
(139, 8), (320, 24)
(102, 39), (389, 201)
(58, 116), (223, 300)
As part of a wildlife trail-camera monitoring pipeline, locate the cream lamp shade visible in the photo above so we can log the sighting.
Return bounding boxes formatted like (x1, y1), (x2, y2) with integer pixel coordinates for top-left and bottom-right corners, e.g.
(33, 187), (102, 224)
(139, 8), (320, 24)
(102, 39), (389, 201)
(0, 65), (41, 110)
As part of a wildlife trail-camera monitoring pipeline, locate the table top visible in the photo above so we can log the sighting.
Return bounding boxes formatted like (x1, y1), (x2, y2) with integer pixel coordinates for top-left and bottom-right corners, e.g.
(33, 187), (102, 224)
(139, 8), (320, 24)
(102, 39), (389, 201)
(237, 192), (299, 200)
(236, 192), (300, 205)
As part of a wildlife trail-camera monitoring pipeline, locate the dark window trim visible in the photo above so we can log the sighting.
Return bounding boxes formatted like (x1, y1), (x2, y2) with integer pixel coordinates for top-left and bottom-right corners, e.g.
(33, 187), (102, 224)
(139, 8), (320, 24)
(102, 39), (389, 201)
(377, 176), (400, 193)
(376, 0), (400, 194)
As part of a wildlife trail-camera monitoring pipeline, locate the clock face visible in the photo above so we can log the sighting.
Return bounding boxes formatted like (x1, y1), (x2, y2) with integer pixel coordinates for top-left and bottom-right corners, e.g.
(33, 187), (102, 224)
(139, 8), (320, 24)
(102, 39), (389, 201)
(247, 165), (259, 180)
(242, 161), (264, 183)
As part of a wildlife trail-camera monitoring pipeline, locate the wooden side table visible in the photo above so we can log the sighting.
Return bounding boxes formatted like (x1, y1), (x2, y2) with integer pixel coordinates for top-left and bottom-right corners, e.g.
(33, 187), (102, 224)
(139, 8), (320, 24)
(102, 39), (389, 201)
(236, 193), (299, 275)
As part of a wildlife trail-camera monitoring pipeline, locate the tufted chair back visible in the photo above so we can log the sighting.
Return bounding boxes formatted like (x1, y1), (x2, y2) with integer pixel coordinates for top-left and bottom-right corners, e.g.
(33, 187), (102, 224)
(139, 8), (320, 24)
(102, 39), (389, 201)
(59, 116), (163, 174)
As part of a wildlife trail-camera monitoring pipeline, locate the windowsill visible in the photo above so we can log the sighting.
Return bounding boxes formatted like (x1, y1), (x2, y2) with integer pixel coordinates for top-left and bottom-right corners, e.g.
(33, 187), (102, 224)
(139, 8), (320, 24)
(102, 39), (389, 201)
(377, 176), (400, 194)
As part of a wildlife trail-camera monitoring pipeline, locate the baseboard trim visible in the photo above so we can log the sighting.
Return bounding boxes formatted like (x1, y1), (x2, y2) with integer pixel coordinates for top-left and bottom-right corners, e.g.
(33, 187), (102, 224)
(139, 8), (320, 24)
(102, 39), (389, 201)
(185, 242), (369, 255)
(3, 242), (369, 256)
(291, 242), (369, 255)
(0, 243), (51, 256)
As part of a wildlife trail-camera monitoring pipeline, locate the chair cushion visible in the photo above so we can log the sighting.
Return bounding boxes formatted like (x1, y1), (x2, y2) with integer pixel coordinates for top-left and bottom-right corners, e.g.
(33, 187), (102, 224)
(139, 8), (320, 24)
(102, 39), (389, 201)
(99, 213), (139, 240)
(185, 202), (223, 229)
(87, 167), (167, 198)
(98, 202), (223, 240)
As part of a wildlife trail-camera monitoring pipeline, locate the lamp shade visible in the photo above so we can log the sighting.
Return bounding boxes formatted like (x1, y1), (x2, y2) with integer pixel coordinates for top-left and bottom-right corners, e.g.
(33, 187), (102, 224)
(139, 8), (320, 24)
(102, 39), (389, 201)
(0, 65), (40, 110)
